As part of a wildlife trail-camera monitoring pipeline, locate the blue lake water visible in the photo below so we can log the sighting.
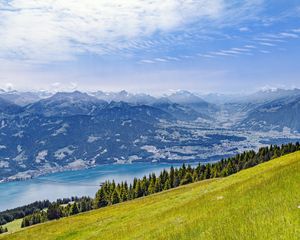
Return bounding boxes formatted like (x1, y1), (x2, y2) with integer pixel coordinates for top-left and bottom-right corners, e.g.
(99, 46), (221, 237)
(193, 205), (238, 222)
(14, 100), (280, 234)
(0, 162), (186, 211)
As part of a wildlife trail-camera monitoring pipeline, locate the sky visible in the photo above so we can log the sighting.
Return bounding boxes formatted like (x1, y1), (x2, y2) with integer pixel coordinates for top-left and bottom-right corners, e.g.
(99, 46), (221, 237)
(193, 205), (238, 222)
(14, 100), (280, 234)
(0, 0), (300, 94)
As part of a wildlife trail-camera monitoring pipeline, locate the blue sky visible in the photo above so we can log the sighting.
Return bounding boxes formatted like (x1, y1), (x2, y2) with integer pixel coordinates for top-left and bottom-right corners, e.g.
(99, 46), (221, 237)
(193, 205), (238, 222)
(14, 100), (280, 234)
(0, 0), (299, 94)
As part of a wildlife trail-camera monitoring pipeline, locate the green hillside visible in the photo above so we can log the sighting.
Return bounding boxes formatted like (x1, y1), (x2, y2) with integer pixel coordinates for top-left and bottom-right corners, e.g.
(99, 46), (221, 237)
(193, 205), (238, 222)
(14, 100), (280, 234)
(2, 151), (300, 240)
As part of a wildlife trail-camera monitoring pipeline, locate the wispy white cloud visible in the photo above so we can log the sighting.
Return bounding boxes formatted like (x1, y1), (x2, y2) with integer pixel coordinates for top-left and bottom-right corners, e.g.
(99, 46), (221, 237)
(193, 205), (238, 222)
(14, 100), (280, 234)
(138, 24), (300, 64)
(279, 32), (298, 38)
(140, 60), (155, 64)
(231, 47), (250, 52)
(239, 27), (250, 32)
(244, 45), (256, 49)
(260, 50), (271, 54)
(292, 28), (300, 33)
(259, 42), (276, 46)
(154, 58), (168, 62)
(261, 31), (299, 40)
(221, 50), (242, 54)
(0, 0), (223, 62)
(0, 0), (265, 63)
(165, 56), (180, 61)
(254, 37), (285, 43)
(196, 45), (255, 59)
(197, 54), (215, 58)
(210, 51), (235, 57)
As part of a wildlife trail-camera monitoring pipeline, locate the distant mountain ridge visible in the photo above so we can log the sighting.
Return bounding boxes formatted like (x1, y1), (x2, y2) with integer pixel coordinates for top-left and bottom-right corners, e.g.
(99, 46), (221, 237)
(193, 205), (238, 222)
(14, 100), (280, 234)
(0, 97), (23, 115)
(239, 94), (300, 132)
(0, 88), (300, 182)
(0, 90), (52, 106)
(25, 91), (107, 117)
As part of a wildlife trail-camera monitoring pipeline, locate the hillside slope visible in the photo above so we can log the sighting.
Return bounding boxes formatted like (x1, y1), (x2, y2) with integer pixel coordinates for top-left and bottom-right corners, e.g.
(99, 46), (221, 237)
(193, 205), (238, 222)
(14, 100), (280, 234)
(2, 152), (300, 240)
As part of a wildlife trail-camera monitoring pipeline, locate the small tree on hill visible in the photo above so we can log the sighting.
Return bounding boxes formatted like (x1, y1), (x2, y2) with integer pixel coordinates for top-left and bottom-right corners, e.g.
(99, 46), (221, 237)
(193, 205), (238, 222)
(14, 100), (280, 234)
(47, 203), (62, 220)
(70, 203), (79, 215)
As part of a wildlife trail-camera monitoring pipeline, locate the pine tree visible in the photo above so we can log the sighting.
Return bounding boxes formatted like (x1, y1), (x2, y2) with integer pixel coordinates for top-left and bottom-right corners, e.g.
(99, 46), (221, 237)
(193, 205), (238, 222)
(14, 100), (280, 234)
(111, 190), (120, 204)
(170, 166), (175, 188)
(192, 171), (198, 182)
(148, 178), (156, 194)
(94, 188), (108, 209)
(272, 148), (281, 159)
(134, 180), (143, 198)
(80, 200), (87, 212)
(70, 203), (79, 215)
(180, 172), (193, 185)
(21, 216), (30, 228)
(47, 203), (62, 220)
(163, 178), (171, 190)
(119, 185), (128, 202)
(155, 178), (162, 193)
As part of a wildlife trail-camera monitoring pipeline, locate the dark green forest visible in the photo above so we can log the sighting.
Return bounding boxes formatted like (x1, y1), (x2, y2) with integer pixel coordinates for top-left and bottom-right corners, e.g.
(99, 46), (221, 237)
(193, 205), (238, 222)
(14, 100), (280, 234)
(0, 197), (88, 226)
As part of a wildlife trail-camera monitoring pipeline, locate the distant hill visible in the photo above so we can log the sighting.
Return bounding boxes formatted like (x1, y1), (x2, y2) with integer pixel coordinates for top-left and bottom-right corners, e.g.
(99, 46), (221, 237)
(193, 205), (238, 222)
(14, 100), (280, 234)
(166, 90), (219, 116)
(239, 94), (300, 132)
(0, 91), (51, 106)
(90, 90), (157, 105)
(25, 91), (107, 117)
(3, 151), (300, 239)
(0, 97), (22, 115)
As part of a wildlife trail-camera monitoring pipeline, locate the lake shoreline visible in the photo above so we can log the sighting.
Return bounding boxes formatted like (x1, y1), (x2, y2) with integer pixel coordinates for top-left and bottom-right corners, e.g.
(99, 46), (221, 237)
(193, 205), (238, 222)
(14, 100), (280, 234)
(0, 158), (214, 184)
(0, 162), (196, 211)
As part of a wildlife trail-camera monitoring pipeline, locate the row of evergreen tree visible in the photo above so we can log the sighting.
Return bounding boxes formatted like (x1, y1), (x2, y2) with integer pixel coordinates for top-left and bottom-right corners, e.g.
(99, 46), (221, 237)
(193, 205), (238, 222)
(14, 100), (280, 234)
(21, 197), (93, 228)
(93, 143), (300, 207)
(0, 200), (51, 225)
(0, 196), (84, 226)
(2, 142), (299, 230)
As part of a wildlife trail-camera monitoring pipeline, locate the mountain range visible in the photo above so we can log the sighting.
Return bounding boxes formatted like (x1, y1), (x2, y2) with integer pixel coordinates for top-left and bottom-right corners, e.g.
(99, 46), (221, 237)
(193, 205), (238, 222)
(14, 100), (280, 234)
(0, 88), (299, 182)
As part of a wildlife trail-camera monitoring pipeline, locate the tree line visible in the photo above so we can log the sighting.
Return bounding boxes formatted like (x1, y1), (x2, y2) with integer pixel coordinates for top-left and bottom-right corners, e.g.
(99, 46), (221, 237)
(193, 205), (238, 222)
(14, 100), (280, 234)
(21, 197), (93, 228)
(0, 197), (83, 226)
(1, 142), (299, 230)
(93, 142), (300, 207)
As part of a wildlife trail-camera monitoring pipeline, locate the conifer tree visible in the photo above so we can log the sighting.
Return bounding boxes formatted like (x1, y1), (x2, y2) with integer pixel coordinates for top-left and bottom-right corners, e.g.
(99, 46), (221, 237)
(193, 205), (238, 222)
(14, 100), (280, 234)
(148, 178), (156, 194)
(94, 188), (108, 209)
(70, 203), (79, 215)
(155, 178), (162, 193)
(111, 190), (120, 204)
(163, 178), (171, 190)
(47, 203), (62, 220)
(134, 180), (143, 198)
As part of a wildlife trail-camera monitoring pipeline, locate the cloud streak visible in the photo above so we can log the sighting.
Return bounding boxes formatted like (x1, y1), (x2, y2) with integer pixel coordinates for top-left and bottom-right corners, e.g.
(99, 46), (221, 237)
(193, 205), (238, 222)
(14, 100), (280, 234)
(0, 0), (265, 63)
(0, 0), (223, 62)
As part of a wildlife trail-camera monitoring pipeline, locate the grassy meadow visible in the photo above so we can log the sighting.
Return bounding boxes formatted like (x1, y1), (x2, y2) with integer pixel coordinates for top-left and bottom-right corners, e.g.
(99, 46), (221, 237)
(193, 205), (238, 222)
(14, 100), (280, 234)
(2, 151), (300, 240)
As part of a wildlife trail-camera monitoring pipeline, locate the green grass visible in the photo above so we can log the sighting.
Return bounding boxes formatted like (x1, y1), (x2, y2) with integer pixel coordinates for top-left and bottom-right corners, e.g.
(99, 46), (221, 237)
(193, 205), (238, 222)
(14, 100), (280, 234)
(1, 219), (22, 234)
(2, 151), (300, 240)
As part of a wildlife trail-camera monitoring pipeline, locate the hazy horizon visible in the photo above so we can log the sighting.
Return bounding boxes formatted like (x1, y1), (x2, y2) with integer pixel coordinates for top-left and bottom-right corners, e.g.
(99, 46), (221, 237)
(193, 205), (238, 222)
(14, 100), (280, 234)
(1, 86), (300, 97)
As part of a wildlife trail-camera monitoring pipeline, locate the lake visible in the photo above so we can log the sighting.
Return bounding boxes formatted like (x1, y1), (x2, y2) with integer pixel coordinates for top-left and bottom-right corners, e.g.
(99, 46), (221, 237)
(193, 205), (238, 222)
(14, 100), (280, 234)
(0, 162), (186, 211)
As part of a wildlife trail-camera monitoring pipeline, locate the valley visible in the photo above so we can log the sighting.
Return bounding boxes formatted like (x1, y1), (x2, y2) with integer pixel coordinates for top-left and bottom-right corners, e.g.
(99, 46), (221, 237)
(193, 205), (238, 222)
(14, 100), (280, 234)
(0, 89), (300, 182)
